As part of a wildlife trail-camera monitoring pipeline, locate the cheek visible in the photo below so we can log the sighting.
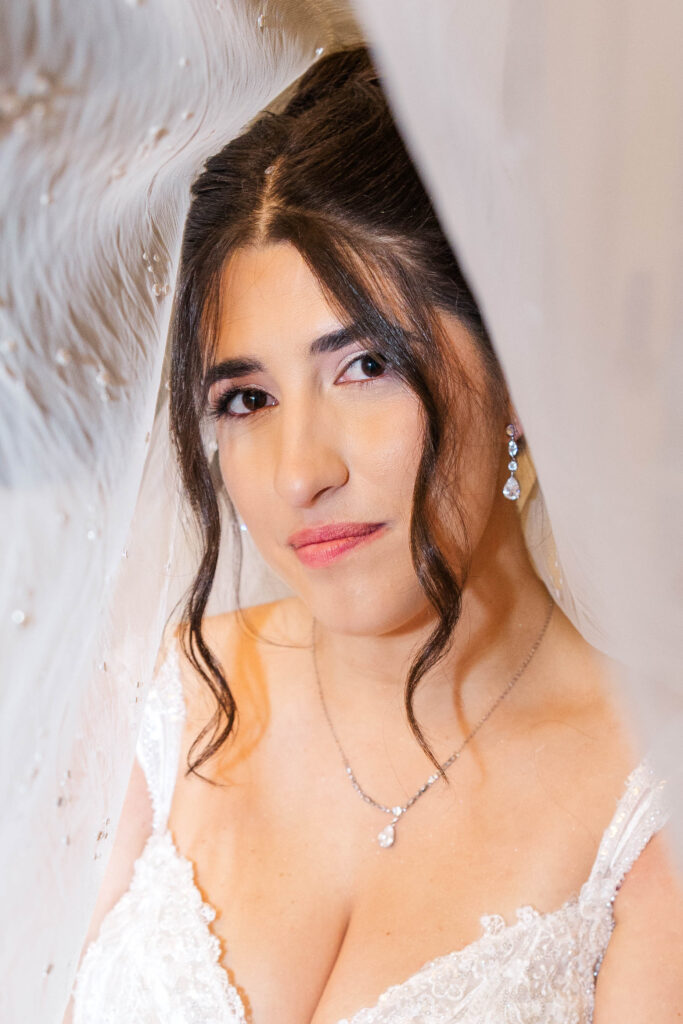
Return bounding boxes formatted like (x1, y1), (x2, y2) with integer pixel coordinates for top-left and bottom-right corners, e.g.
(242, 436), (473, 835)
(348, 392), (424, 502)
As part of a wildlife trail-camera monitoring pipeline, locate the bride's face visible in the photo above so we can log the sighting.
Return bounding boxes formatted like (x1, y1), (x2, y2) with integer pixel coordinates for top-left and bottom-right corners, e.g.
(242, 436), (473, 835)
(208, 242), (501, 636)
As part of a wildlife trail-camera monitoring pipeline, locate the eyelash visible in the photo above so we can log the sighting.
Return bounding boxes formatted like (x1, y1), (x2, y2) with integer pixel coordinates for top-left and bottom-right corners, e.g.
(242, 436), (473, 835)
(208, 351), (388, 421)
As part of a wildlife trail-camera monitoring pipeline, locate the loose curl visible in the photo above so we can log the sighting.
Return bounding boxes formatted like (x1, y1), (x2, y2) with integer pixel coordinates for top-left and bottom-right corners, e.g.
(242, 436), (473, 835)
(169, 45), (516, 779)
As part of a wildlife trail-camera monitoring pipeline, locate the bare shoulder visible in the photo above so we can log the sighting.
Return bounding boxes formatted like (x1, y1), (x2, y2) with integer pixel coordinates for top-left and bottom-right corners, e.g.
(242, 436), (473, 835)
(509, 603), (648, 863)
(593, 822), (683, 1021)
(525, 602), (639, 763)
(169, 594), (311, 729)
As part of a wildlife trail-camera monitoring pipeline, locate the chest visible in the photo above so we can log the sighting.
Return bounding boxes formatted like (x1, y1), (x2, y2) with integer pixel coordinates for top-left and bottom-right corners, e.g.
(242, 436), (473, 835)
(166, 714), (622, 1024)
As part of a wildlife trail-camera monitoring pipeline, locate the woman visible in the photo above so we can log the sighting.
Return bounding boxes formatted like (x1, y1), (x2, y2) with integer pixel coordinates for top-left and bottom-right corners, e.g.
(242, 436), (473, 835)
(69, 47), (680, 1023)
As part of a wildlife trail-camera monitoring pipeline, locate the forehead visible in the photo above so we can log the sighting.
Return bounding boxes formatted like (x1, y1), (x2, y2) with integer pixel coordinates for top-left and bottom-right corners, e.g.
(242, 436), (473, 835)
(216, 243), (339, 356)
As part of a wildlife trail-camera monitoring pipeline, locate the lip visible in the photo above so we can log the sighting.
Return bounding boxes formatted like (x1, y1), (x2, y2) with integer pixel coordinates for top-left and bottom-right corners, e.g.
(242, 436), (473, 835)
(289, 522), (386, 568)
(288, 521), (385, 548)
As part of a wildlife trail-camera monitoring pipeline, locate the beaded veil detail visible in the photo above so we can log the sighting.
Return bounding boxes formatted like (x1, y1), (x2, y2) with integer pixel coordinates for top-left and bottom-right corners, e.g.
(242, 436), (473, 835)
(72, 643), (671, 1024)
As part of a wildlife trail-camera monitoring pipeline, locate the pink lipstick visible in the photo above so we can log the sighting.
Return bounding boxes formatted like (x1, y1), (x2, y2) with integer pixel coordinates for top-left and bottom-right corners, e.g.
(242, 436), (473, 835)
(288, 522), (386, 568)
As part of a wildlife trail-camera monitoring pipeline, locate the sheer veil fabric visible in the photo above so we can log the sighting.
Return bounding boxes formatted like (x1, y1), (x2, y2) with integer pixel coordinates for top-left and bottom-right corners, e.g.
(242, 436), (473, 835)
(0, 2), (680, 1021)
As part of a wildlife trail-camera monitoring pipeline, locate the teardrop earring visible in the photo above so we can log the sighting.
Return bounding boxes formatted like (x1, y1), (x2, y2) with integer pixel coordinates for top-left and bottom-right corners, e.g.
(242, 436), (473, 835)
(502, 423), (521, 501)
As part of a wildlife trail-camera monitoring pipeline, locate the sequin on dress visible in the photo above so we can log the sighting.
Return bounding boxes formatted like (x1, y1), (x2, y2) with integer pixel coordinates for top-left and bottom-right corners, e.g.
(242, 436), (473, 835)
(72, 643), (671, 1024)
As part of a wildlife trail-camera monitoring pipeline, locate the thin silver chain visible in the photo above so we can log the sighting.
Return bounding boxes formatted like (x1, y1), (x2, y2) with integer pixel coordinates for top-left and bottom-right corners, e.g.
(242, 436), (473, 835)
(312, 594), (555, 846)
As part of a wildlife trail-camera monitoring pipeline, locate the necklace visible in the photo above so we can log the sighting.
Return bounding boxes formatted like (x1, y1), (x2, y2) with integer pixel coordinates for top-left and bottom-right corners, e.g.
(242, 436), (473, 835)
(312, 594), (555, 849)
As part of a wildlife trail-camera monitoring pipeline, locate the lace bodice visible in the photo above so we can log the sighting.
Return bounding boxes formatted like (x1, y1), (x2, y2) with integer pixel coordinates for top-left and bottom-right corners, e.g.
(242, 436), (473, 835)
(72, 643), (671, 1024)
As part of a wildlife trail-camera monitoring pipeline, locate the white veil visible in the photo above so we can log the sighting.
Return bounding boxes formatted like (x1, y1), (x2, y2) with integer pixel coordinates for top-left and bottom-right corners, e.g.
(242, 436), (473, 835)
(1, 2), (681, 1021)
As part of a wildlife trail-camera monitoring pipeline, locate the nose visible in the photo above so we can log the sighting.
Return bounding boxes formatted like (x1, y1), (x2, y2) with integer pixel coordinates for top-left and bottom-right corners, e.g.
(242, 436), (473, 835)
(273, 398), (349, 508)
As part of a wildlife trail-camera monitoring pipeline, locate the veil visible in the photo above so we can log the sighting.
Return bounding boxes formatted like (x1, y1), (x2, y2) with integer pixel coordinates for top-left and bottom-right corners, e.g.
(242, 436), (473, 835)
(1, 2), (681, 1021)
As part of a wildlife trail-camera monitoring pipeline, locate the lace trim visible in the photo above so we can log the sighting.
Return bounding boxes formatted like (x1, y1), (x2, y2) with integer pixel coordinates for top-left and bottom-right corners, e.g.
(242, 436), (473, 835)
(580, 756), (670, 905)
(73, 830), (246, 1024)
(136, 640), (186, 833)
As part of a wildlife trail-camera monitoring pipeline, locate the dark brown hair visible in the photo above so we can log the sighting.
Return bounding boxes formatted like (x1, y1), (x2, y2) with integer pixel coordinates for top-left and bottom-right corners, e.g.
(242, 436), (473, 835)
(170, 45), (513, 778)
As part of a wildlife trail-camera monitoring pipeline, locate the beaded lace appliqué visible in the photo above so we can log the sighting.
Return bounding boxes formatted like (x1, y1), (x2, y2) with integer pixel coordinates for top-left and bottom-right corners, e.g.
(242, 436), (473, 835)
(73, 644), (246, 1024)
(72, 644), (670, 1024)
(73, 831), (247, 1024)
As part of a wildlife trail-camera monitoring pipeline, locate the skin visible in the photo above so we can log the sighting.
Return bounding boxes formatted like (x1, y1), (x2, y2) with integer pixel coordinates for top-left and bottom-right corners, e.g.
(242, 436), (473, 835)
(207, 242), (536, 703)
(66, 241), (683, 1024)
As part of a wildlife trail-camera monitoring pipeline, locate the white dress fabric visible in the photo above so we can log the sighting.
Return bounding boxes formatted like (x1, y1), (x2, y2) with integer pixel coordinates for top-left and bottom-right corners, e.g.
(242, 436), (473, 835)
(72, 641), (671, 1024)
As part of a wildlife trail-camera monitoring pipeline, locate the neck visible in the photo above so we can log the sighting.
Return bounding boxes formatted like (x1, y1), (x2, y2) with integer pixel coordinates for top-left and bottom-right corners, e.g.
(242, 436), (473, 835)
(308, 494), (554, 749)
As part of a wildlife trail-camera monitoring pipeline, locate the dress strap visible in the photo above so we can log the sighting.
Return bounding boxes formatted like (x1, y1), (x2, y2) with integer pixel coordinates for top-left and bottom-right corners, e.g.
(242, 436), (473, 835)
(579, 755), (671, 908)
(135, 638), (187, 834)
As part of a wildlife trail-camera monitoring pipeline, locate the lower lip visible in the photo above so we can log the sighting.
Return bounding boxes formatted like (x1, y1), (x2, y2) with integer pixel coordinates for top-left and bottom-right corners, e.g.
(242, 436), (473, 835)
(293, 526), (386, 568)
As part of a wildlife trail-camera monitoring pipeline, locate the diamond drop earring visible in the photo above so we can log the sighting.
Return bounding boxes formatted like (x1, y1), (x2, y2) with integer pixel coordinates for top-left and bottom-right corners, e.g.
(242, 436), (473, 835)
(502, 423), (521, 501)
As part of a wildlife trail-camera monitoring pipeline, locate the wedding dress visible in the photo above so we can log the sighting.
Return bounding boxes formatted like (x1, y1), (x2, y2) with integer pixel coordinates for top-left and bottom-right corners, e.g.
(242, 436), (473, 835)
(71, 640), (671, 1024)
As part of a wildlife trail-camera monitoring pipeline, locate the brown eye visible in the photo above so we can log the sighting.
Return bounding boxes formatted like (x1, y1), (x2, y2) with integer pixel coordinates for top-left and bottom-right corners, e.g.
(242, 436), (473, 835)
(233, 389), (269, 413)
(340, 352), (386, 382)
(211, 387), (275, 419)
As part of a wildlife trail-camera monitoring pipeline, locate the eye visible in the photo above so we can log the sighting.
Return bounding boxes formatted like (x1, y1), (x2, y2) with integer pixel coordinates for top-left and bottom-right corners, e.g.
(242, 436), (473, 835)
(208, 351), (388, 421)
(209, 386), (276, 420)
(338, 351), (387, 383)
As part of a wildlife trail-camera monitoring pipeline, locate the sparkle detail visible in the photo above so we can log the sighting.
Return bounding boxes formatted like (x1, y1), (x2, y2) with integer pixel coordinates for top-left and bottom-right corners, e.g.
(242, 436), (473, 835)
(377, 824), (395, 848)
(503, 476), (521, 501)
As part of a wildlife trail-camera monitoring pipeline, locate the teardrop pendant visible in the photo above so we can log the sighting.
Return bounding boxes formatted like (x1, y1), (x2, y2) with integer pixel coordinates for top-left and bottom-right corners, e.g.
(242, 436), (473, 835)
(503, 475), (520, 500)
(377, 823), (396, 848)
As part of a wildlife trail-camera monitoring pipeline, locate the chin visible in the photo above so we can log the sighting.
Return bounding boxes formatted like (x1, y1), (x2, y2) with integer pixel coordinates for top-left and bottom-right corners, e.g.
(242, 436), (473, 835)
(296, 577), (431, 638)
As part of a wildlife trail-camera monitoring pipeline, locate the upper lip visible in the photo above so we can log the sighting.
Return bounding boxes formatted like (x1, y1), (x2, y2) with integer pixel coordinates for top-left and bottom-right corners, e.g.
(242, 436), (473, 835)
(287, 522), (384, 549)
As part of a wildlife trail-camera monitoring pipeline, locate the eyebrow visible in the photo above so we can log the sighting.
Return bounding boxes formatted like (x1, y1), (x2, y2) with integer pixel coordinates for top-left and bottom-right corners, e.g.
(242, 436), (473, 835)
(204, 323), (365, 388)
